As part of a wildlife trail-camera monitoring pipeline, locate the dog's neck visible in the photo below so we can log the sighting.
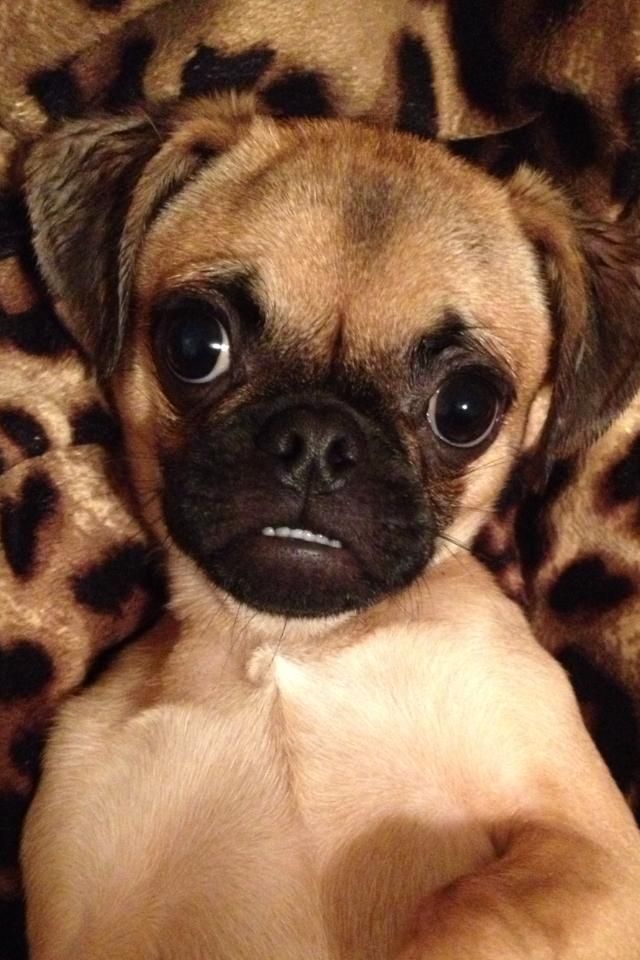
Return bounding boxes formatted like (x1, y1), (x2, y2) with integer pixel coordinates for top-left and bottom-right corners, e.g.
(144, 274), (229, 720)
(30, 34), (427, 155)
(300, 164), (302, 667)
(158, 550), (361, 697)
(156, 547), (472, 703)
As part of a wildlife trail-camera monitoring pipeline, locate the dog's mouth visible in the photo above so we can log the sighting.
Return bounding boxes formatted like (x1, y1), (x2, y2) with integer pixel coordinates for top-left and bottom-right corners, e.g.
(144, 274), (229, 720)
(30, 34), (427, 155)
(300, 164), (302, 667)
(206, 517), (362, 617)
(164, 485), (430, 618)
(161, 394), (434, 618)
(242, 518), (354, 573)
(261, 525), (343, 550)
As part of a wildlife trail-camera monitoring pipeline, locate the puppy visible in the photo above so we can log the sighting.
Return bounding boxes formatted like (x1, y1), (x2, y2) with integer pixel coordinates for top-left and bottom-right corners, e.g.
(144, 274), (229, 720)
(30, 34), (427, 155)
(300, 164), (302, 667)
(20, 98), (640, 960)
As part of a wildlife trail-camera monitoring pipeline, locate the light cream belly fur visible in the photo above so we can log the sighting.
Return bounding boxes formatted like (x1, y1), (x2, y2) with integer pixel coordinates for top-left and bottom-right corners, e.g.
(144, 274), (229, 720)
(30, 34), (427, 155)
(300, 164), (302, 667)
(23, 619), (511, 960)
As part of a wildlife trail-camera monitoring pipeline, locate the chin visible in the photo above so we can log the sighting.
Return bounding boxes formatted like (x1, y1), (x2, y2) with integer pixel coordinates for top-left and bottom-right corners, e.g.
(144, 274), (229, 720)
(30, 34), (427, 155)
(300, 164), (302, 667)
(162, 504), (433, 619)
(205, 529), (433, 618)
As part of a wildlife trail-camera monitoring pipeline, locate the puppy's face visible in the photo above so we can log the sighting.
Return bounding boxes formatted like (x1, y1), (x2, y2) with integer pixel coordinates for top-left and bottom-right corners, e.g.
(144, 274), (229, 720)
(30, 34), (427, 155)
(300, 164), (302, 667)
(25, 104), (640, 622)
(118, 121), (550, 618)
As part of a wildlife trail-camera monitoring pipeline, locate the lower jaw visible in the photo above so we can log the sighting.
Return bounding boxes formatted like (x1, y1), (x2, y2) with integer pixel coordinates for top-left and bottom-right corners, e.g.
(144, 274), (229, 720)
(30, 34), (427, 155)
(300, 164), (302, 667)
(202, 533), (376, 618)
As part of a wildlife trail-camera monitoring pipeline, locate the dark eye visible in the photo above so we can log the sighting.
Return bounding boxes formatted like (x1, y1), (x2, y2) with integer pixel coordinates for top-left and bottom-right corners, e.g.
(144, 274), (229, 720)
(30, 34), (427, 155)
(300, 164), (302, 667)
(163, 298), (231, 384)
(427, 371), (501, 448)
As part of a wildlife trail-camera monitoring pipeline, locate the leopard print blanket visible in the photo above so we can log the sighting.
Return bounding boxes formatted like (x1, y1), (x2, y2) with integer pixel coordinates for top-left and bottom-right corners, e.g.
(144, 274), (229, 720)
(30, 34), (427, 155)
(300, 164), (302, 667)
(2, 2), (640, 955)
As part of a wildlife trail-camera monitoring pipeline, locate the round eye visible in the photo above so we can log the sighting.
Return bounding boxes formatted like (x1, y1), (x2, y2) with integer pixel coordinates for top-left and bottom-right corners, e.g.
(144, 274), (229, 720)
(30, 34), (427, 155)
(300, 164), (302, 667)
(427, 371), (501, 448)
(164, 300), (231, 384)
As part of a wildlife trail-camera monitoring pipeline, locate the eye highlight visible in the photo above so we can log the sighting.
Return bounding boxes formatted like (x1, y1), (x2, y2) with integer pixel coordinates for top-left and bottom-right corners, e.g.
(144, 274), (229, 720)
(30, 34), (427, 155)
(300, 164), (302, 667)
(161, 296), (231, 384)
(427, 370), (502, 448)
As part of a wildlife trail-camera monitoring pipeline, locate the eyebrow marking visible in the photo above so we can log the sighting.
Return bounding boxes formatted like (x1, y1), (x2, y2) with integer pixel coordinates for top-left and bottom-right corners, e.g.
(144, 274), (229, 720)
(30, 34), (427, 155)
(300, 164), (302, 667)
(214, 274), (266, 334)
(411, 311), (514, 380)
(412, 312), (472, 365)
(152, 272), (266, 343)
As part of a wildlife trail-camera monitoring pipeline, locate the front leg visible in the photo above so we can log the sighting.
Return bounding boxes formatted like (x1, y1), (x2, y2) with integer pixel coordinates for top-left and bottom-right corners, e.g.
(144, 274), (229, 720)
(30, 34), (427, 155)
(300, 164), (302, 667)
(400, 822), (640, 960)
(388, 572), (640, 960)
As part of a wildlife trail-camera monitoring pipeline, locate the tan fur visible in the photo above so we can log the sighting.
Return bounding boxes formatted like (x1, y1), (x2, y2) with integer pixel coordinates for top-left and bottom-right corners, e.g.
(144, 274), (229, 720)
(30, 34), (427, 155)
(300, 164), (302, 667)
(21, 107), (640, 959)
(22, 560), (640, 960)
(116, 114), (554, 555)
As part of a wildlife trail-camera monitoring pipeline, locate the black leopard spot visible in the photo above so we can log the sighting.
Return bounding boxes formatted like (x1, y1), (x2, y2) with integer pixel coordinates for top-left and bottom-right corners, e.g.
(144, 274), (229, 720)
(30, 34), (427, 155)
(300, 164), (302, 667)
(0, 793), (29, 870)
(613, 149), (640, 206)
(87, 0), (126, 8)
(0, 192), (28, 261)
(0, 409), (49, 458)
(181, 43), (274, 98)
(0, 450), (5, 475)
(0, 471), (59, 578)
(27, 64), (83, 120)
(72, 541), (164, 615)
(0, 897), (28, 960)
(526, 86), (600, 171)
(263, 70), (334, 118)
(534, 0), (584, 21)
(621, 75), (640, 140)
(71, 403), (121, 450)
(494, 453), (532, 516)
(511, 457), (576, 575)
(0, 640), (54, 702)
(514, 489), (553, 574)
(613, 76), (640, 205)
(447, 137), (487, 165)
(599, 433), (640, 507)
(104, 35), (156, 111)
(548, 555), (636, 616)
(489, 123), (542, 177)
(544, 457), (577, 501)
(0, 304), (76, 357)
(448, 123), (541, 178)
(10, 726), (46, 784)
(396, 31), (438, 140)
(558, 646), (639, 794)
(448, 0), (511, 118)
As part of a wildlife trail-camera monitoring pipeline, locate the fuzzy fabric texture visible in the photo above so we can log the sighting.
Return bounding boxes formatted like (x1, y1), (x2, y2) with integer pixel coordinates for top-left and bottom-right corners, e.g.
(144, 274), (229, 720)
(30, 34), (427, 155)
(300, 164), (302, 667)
(1, 2), (640, 956)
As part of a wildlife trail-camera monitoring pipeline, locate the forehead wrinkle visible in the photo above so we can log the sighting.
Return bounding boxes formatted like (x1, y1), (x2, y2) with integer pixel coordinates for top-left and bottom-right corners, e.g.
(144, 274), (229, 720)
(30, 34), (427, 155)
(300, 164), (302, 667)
(260, 300), (339, 363)
(342, 171), (403, 257)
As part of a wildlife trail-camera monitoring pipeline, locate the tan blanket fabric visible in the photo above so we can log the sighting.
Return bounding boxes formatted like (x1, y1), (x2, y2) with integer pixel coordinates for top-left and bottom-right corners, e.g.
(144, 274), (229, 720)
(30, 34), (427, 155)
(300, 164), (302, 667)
(1, 2), (640, 955)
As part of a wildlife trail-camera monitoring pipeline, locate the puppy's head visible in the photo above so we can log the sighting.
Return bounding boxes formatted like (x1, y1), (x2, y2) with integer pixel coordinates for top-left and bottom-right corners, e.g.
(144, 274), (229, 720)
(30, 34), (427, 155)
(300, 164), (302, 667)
(24, 98), (640, 620)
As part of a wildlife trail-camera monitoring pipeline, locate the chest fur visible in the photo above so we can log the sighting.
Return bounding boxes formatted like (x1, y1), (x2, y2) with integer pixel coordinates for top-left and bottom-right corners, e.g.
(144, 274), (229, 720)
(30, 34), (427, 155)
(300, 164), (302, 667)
(201, 633), (498, 958)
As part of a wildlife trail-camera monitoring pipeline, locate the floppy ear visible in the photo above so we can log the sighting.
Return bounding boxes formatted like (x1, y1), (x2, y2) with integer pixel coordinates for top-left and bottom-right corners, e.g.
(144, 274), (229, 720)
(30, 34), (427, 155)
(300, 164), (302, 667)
(507, 167), (640, 472)
(23, 95), (258, 376)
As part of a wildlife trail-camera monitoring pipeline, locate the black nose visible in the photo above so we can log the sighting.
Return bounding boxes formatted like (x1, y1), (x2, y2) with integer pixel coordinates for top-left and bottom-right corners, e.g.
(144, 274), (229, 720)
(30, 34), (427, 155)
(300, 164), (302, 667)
(256, 404), (365, 493)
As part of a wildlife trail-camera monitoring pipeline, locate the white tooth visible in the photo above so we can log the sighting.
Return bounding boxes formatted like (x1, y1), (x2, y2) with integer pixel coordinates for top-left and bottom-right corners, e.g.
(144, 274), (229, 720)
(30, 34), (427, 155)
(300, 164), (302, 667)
(264, 526), (343, 548)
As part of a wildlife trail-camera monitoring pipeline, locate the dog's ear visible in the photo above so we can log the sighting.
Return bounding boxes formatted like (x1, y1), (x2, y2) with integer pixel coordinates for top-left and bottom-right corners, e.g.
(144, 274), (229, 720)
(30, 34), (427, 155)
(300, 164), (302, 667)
(23, 95), (257, 377)
(507, 168), (640, 473)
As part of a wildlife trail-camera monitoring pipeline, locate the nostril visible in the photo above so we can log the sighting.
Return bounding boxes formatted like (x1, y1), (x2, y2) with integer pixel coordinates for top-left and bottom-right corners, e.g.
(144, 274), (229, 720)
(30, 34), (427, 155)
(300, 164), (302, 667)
(326, 434), (358, 473)
(257, 404), (365, 492)
(277, 429), (305, 465)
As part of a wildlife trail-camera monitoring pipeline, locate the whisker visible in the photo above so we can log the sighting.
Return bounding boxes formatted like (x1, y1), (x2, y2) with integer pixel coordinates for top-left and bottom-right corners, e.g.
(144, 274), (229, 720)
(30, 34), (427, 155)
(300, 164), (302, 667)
(268, 617), (289, 669)
(437, 532), (473, 555)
